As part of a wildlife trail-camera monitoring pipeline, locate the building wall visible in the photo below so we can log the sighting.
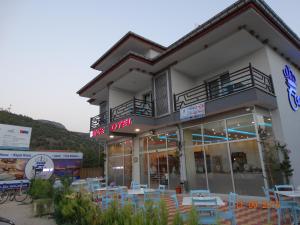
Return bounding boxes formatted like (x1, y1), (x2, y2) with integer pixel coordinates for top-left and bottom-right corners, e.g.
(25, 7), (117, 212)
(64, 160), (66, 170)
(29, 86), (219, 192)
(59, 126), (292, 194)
(170, 68), (195, 94)
(109, 87), (133, 108)
(265, 46), (300, 187)
(195, 47), (271, 84)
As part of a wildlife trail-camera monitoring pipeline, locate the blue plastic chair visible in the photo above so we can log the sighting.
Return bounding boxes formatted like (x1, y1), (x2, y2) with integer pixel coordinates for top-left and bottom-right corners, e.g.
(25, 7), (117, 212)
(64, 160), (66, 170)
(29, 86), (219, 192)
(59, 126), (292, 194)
(190, 189), (211, 197)
(131, 180), (140, 189)
(218, 192), (237, 225)
(120, 192), (137, 210)
(171, 194), (188, 222)
(294, 206), (300, 224)
(192, 197), (218, 225)
(274, 185), (298, 223)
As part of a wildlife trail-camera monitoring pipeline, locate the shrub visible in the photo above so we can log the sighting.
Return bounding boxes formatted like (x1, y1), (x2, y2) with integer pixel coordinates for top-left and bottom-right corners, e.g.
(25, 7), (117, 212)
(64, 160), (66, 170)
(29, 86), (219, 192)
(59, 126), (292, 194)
(187, 207), (198, 225)
(29, 179), (53, 200)
(172, 211), (184, 225)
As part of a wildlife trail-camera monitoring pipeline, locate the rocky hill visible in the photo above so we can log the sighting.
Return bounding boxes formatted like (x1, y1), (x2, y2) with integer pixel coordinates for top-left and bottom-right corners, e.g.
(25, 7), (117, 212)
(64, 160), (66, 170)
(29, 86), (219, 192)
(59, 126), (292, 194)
(0, 110), (104, 168)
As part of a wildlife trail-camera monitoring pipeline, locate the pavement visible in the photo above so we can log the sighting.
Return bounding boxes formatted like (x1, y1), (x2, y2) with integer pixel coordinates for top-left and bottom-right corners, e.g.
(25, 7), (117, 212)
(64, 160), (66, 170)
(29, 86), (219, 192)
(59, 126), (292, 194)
(0, 201), (56, 225)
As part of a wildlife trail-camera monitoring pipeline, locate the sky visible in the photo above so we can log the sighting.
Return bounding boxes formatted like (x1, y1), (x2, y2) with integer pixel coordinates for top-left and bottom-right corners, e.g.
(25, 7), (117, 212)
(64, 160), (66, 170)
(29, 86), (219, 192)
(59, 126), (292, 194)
(0, 0), (299, 133)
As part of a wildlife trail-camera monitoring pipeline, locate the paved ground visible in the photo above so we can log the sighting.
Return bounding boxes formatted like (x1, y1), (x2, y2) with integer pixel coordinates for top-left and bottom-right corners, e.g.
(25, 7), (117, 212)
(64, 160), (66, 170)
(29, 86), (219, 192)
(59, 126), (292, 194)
(0, 201), (56, 225)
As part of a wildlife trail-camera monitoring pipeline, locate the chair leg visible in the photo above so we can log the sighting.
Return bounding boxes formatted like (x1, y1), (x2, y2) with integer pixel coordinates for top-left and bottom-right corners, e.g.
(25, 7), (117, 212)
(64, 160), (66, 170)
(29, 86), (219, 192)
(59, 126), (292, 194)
(277, 209), (281, 225)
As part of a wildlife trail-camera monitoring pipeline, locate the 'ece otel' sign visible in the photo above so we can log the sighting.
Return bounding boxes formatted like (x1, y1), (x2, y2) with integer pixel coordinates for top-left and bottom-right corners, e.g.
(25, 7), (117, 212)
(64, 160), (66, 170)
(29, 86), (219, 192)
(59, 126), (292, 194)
(283, 65), (300, 111)
(90, 118), (132, 138)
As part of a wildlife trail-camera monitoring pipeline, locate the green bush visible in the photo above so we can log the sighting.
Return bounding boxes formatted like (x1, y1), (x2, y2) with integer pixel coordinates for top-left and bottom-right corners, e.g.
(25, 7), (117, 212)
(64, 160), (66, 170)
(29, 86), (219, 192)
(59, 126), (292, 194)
(187, 207), (198, 225)
(172, 211), (184, 225)
(29, 179), (53, 200)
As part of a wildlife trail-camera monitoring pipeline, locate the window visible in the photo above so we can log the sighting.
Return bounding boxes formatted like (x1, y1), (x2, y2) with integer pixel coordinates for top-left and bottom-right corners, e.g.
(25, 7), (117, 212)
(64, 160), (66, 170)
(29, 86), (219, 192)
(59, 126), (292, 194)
(226, 114), (256, 140)
(143, 92), (152, 103)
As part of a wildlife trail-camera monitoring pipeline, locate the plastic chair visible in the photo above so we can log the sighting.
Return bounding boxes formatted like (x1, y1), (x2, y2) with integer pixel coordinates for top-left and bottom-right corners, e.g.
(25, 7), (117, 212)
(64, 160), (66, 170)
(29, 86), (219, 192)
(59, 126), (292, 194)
(192, 197), (218, 225)
(190, 189), (211, 197)
(218, 192), (237, 225)
(120, 192), (137, 210)
(158, 184), (166, 193)
(274, 185), (298, 224)
(131, 180), (140, 189)
(171, 194), (188, 221)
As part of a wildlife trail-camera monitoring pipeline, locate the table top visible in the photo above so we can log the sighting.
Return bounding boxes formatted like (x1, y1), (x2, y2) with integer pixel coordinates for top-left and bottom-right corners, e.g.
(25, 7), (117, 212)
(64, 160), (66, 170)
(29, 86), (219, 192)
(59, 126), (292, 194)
(97, 186), (127, 191)
(275, 191), (300, 197)
(127, 188), (156, 195)
(182, 196), (225, 206)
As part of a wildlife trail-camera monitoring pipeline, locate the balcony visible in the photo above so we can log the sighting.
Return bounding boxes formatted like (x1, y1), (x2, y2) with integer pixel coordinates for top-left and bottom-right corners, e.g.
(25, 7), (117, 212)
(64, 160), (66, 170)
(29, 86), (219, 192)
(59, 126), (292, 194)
(174, 64), (275, 111)
(90, 111), (108, 131)
(110, 98), (154, 122)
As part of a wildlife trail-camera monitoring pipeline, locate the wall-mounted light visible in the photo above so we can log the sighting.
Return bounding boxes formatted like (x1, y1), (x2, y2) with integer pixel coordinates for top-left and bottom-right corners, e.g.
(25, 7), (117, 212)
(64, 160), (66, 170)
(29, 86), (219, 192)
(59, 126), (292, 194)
(135, 128), (140, 132)
(109, 135), (114, 139)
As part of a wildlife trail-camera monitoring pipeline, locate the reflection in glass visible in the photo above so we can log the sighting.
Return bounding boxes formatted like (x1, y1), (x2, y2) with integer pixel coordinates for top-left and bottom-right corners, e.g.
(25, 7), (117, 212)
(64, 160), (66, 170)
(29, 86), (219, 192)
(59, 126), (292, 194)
(168, 150), (180, 189)
(183, 126), (202, 147)
(230, 140), (264, 196)
(108, 156), (123, 186)
(148, 134), (166, 151)
(203, 121), (227, 143)
(149, 152), (159, 188)
(124, 155), (132, 187)
(108, 143), (123, 156)
(205, 143), (233, 194)
(226, 114), (256, 140)
(185, 146), (207, 190)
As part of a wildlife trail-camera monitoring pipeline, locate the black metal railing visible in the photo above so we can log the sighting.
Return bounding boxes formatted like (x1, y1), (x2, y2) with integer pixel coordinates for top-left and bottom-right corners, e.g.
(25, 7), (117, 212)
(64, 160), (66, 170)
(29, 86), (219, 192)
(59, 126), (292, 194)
(174, 63), (274, 111)
(90, 111), (108, 130)
(110, 98), (153, 122)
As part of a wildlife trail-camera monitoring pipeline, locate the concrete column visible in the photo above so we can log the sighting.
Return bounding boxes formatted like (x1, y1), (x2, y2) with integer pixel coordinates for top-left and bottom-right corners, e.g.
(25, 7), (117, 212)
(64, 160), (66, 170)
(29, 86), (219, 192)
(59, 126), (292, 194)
(132, 136), (140, 183)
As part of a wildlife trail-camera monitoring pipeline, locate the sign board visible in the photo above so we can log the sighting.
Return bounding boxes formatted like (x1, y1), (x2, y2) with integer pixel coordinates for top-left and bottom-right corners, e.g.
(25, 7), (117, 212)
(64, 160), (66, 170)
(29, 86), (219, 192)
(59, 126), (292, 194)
(283, 65), (300, 111)
(180, 102), (205, 121)
(25, 154), (54, 180)
(0, 124), (32, 150)
(0, 150), (83, 182)
(90, 127), (105, 138)
(109, 118), (132, 132)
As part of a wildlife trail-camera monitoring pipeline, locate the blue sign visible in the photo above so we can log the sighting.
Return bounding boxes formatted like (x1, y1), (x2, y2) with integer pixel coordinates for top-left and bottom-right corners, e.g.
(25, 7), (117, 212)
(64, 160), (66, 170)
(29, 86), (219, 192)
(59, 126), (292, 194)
(283, 65), (300, 111)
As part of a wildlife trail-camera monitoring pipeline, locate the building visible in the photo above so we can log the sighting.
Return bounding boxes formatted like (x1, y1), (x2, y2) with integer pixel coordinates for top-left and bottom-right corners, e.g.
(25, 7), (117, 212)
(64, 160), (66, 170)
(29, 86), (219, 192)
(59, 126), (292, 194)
(77, 0), (300, 196)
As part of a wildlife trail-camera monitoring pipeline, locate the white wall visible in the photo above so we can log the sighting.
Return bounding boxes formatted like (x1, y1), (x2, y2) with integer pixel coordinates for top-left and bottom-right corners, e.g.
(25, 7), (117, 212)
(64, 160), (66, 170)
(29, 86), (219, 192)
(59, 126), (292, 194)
(170, 68), (195, 94)
(265, 46), (300, 187)
(145, 49), (160, 59)
(195, 47), (271, 84)
(109, 87), (133, 108)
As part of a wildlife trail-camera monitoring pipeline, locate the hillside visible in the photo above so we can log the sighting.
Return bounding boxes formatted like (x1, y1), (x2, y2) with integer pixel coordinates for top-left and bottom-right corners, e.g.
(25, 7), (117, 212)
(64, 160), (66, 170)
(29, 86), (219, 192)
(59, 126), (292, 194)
(0, 110), (104, 168)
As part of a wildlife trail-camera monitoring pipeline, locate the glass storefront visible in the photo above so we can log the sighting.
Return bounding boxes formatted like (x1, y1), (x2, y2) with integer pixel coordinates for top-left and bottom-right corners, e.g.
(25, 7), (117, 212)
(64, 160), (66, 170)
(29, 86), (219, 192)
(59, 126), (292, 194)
(107, 140), (132, 187)
(139, 131), (180, 189)
(183, 113), (268, 196)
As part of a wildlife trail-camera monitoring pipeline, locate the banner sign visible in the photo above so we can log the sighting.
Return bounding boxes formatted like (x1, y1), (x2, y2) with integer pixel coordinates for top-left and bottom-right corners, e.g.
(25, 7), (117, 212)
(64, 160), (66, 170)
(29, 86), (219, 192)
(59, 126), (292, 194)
(0, 150), (83, 183)
(180, 102), (205, 121)
(0, 179), (30, 190)
(0, 150), (83, 159)
(283, 65), (300, 111)
(0, 124), (32, 150)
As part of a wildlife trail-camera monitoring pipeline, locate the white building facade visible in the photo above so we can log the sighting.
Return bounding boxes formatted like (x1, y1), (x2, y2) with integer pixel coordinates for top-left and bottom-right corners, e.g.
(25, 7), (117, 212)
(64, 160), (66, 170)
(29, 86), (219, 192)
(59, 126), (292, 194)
(78, 0), (300, 196)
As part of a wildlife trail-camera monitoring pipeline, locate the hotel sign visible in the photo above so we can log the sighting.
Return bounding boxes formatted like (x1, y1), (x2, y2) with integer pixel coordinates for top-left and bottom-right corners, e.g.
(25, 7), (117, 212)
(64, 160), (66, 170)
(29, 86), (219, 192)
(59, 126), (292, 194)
(90, 118), (133, 138)
(110, 118), (132, 132)
(180, 102), (205, 121)
(283, 65), (300, 111)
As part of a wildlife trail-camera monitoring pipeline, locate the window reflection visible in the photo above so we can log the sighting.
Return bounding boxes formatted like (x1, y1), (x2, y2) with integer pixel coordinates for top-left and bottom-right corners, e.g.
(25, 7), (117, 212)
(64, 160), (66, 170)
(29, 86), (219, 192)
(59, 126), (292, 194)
(226, 115), (256, 140)
(203, 121), (227, 143)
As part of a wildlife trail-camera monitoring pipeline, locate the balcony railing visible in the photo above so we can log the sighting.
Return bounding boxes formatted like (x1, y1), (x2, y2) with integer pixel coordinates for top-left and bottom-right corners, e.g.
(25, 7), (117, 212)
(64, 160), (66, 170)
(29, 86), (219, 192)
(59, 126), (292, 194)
(110, 98), (154, 122)
(174, 63), (274, 111)
(90, 111), (108, 130)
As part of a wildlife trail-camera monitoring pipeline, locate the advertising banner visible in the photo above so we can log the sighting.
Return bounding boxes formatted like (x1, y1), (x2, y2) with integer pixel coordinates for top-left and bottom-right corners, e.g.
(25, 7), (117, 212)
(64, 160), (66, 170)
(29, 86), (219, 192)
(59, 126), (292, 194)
(180, 102), (205, 121)
(0, 124), (32, 150)
(0, 150), (83, 182)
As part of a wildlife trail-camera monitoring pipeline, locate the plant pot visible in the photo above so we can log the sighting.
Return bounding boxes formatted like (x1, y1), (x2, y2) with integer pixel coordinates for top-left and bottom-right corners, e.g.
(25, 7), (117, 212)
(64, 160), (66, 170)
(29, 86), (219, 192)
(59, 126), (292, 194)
(175, 186), (182, 194)
(32, 198), (53, 217)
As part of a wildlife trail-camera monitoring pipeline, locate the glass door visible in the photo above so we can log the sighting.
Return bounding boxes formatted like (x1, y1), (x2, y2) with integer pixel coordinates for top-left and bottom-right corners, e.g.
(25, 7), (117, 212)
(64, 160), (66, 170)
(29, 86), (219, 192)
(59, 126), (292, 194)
(149, 151), (159, 188)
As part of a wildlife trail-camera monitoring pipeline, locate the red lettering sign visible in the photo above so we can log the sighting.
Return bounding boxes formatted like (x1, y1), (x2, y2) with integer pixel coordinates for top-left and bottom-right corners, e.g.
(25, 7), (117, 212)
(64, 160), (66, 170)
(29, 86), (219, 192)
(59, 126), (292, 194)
(109, 118), (132, 132)
(90, 127), (105, 138)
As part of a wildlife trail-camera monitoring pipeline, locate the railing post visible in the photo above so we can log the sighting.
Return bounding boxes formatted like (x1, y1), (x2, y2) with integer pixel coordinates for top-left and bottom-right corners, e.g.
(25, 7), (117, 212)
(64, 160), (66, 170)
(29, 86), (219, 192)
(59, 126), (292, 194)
(133, 97), (136, 115)
(249, 63), (255, 87)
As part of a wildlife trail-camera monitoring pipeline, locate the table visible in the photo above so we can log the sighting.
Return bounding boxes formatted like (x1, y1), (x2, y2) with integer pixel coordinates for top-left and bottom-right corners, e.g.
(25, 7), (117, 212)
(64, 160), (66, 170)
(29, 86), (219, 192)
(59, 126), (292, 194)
(182, 196), (225, 206)
(97, 186), (127, 192)
(127, 188), (156, 195)
(275, 191), (300, 198)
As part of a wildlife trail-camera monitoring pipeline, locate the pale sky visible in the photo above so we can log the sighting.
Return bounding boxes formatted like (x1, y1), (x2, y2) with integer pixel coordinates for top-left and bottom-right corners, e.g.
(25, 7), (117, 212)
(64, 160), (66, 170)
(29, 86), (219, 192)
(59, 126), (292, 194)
(0, 0), (299, 132)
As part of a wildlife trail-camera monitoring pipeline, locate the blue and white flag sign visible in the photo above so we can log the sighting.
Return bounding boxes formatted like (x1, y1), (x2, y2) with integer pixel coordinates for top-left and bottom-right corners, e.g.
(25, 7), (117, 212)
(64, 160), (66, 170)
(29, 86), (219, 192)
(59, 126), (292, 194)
(180, 102), (205, 121)
(0, 124), (32, 150)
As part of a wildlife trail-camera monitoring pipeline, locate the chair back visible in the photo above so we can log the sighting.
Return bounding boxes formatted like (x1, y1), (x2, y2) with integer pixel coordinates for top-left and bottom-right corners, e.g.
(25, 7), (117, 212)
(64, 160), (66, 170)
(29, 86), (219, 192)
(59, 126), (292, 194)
(190, 189), (210, 197)
(144, 190), (160, 203)
(131, 180), (140, 189)
(192, 197), (217, 208)
(274, 185), (294, 202)
(140, 184), (148, 189)
(158, 184), (166, 192)
(171, 194), (179, 209)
